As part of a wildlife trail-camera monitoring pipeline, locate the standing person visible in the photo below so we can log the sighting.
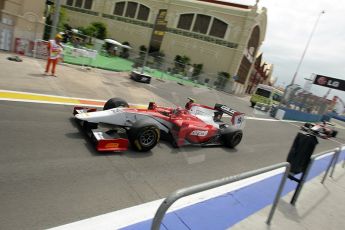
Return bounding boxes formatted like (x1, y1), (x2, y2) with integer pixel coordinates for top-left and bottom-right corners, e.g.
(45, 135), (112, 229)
(45, 34), (63, 77)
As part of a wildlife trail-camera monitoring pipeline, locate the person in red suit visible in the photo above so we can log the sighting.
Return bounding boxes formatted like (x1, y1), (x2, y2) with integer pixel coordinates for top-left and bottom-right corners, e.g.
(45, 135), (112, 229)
(45, 34), (63, 77)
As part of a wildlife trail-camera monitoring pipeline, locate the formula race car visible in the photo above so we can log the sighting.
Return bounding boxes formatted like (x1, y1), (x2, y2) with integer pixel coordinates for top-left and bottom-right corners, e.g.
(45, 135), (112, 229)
(300, 121), (338, 139)
(73, 98), (245, 152)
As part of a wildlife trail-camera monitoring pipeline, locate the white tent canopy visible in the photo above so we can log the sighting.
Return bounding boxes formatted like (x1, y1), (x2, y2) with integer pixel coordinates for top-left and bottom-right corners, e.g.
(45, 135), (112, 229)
(104, 38), (122, 46)
(121, 44), (132, 49)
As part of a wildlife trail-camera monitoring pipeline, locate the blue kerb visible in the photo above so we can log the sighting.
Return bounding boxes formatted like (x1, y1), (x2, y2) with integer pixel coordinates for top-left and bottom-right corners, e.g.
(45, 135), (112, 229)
(122, 150), (344, 230)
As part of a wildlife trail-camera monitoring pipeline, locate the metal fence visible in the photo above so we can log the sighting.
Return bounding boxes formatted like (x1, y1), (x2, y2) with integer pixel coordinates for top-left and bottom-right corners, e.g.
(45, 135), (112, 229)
(290, 145), (344, 205)
(150, 145), (345, 229)
(151, 162), (291, 229)
(6, 18), (236, 91)
(280, 84), (333, 115)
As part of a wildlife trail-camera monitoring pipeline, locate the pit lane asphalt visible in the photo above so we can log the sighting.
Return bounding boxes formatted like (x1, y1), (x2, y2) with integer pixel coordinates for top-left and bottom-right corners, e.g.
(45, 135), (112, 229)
(0, 54), (344, 229)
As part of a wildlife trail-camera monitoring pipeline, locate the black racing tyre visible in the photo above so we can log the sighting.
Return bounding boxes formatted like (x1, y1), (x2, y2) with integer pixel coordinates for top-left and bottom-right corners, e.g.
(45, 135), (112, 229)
(304, 123), (313, 128)
(331, 130), (338, 138)
(103, 97), (129, 110)
(250, 102), (256, 108)
(128, 119), (160, 152)
(221, 128), (243, 148)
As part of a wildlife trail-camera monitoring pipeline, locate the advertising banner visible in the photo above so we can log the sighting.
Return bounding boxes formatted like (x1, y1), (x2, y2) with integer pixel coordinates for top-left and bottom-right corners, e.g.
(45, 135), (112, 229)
(149, 9), (168, 53)
(35, 40), (49, 59)
(313, 74), (345, 91)
(15, 38), (34, 56)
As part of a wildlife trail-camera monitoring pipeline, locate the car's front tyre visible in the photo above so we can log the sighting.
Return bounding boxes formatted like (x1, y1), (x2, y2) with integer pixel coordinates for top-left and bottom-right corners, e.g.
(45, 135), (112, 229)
(103, 98), (129, 110)
(128, 119), (160, 152)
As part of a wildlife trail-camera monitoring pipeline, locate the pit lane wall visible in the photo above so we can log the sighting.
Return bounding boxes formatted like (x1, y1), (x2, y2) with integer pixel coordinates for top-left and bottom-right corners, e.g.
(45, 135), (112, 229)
(275, 107), (324, 122)
(326, 112), (345, 123)
(50, 146), (345, 230)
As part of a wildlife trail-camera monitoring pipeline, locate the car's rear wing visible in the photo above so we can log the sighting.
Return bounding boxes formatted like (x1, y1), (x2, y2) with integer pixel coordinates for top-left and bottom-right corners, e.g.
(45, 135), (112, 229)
(214, 104), (245, 129)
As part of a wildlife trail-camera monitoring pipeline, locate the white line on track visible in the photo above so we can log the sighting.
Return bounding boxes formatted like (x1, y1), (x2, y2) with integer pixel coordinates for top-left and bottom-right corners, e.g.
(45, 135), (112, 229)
(328, 138), (345, 145)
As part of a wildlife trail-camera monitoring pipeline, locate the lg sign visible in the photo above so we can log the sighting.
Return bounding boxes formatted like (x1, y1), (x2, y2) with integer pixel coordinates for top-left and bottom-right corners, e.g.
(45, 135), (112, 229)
(313, 74), (345, 91)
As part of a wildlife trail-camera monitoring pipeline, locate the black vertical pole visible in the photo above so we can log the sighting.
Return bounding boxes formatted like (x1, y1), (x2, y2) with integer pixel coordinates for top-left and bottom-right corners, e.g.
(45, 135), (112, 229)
(290, 159), (314, 205)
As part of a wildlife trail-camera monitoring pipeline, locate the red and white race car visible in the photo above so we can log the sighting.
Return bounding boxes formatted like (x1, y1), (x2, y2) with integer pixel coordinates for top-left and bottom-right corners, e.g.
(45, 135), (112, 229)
(300, 121), (338, 139)
(73, 98), (245, 152)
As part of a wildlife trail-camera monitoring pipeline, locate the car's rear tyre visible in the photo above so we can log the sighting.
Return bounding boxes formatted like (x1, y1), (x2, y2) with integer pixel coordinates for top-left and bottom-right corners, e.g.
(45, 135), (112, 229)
(304, 123), (313, 128)
(331, 130), (338, 138)
(103, 98), (129, 110)
(128, 119), (160, 152)
(221, 128), (243, 148)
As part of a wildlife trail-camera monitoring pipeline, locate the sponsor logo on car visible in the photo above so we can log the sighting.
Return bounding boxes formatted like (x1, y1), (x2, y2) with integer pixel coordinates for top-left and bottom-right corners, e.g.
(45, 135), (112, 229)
(190, 130), (208, 136)
(220, 105), (236, 115)
(111, 108), (122, 113)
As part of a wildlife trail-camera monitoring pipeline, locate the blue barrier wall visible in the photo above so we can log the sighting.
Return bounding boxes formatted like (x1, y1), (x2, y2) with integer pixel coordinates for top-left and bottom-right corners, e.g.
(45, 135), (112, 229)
(328, 112), (345, 122)
(279, 108), (323, 122)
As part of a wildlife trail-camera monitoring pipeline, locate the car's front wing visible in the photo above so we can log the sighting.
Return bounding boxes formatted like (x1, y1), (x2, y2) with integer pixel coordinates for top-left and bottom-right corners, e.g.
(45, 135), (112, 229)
(73, 107), (129, 152)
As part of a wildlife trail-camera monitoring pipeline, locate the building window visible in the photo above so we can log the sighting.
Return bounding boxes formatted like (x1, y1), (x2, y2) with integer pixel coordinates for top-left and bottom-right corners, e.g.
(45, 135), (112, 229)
(193, 14), (211, 34)
(75, 0), (83, 8)
(209, 18), (227, 38)
(66, 0), (74, 6)
(72, 0), (92, 9)
(176, 13), (228, 39)
(114, 2), (125, 16)
(125, 2), (138, 18)
(84, 0), (93, 10)
(113, 2), (150, 21)
(177, 14), (194, 30)
(137, 5), (149, 21)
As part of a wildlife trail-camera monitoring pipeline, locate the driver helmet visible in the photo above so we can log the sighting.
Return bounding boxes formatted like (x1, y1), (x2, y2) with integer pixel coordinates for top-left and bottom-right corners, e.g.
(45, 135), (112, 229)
(148, 102), (157, 110)
(173, 107), (183, 115)
(185, 97), (195, 109)
(311, 126), (321, 132)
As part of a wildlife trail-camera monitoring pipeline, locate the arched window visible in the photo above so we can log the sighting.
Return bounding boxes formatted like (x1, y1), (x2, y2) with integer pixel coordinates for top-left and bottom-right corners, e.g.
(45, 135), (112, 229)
(209, 18), (227, 38)
(177, 13), (228, 39)
(113, 1), (150, 21)
(66, 0), (74, 6)
(125, 1), (138, 18)
(84, 0), (93, 9)
(177, 14), (194, 30)
(137, 5), (149, 21)
(69, 0), (93, 10)
(75, 0), (83, 8)
(193, 14), (211, 34)
(114, 2), (125, 16)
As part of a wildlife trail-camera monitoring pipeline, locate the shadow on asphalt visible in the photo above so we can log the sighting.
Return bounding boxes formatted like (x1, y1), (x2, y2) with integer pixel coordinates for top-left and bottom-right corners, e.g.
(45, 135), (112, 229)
(122, 150), (153, 158)
(168, 144), (239, 154)
(277, 185), (330, 221)
(331, 169), (345, 182)
(28, 73), (46, 78)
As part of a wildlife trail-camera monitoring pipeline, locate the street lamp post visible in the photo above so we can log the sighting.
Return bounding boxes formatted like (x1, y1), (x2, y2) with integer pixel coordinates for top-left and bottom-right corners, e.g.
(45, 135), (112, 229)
(50, 0), (61, 39)
(290, 10), (325, 85)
